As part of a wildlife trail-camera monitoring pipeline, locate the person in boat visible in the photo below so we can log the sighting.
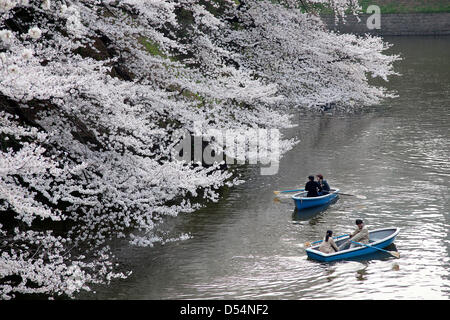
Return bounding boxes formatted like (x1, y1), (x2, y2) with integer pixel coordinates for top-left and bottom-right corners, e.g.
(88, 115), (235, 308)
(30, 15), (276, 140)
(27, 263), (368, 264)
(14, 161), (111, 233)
(316, 174), (330, 195)
(319, 230), (339, 254)
(305, 175), (320, 197)
(340, 219), (370, 249)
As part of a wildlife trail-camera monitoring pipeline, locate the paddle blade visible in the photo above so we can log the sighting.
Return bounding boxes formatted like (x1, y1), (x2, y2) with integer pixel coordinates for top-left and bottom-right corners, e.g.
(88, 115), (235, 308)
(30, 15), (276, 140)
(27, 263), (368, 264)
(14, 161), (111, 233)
(273, 191), (280, 195)
(356, 195), (367, 200)
(304, 242), (311, 248)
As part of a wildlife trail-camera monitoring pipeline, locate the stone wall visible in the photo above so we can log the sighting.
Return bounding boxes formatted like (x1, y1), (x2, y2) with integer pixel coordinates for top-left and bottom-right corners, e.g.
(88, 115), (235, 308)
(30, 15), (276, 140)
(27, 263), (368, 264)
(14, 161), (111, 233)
(321, 13), (450, 36)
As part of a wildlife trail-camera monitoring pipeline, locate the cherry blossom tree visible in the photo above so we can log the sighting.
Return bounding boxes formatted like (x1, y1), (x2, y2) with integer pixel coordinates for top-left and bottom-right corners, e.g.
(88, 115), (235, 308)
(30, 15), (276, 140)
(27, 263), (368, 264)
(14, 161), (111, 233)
(0, 0), (399, 299)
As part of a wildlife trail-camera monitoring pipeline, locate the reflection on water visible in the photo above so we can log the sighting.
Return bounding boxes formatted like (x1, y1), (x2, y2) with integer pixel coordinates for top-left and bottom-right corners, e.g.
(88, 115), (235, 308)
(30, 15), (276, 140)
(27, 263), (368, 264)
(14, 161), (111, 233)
(81, 37), (450, 300)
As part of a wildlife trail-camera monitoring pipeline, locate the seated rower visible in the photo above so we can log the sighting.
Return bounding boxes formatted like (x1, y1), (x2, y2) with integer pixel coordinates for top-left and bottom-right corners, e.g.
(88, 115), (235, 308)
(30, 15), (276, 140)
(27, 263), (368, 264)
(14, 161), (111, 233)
(339, 219), (369, 250)
(305, 175), (320, 197)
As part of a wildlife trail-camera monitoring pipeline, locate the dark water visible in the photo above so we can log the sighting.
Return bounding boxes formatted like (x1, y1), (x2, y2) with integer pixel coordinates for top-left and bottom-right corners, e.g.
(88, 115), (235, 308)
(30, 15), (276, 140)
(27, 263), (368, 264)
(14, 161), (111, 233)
(82, 37), (450, 300)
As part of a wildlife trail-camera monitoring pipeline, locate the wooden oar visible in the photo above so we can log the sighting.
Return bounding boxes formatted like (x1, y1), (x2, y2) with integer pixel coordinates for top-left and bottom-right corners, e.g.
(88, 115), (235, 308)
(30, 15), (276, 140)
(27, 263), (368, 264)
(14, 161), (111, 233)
(304, 234), (349, 248)
(273, 188), (304, 195)
(350, 240), (400, 258)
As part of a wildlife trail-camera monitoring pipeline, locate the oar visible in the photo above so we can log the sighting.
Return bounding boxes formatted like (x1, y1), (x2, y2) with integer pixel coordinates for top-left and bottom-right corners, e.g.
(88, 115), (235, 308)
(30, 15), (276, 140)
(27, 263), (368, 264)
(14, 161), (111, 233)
(304, 234), (349, 248)
(274, 188), (367, 199)
(273, 188), (304, 195)
(339, 193), (367, 199)
(350, 240), (400, 258)
(342, 193), (367, 199)
(330, 189), (367, 200)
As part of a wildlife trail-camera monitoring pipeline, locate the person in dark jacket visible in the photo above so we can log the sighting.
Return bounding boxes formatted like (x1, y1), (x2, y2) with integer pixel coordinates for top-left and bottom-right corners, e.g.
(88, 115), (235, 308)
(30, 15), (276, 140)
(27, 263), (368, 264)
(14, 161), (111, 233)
(305, 175), (320, 197)
(317, 174), (330, 195)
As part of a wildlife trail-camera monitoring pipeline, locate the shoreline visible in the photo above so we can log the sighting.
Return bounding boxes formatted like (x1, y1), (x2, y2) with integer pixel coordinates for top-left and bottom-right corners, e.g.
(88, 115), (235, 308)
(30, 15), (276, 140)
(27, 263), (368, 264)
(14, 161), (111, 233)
(321, 12), (450, 36)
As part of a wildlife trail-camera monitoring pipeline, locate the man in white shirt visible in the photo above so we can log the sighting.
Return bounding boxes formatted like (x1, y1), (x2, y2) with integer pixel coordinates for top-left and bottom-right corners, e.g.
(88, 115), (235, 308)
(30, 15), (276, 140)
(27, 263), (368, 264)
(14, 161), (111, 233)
(340, 219), (369, 249)
(349, 219), (369, 244)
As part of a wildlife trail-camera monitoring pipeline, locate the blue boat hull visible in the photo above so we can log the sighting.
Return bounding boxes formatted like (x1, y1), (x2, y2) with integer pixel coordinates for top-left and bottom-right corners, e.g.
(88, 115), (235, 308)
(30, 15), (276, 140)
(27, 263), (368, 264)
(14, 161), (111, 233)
(292, 189), (339, 210)
(292, 198), (339, 221)
(306, 227), (400, 262)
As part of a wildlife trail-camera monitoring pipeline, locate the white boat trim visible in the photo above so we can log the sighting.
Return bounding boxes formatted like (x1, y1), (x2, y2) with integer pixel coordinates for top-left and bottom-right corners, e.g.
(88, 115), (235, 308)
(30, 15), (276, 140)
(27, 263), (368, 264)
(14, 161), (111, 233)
(292, 188), (340, 201)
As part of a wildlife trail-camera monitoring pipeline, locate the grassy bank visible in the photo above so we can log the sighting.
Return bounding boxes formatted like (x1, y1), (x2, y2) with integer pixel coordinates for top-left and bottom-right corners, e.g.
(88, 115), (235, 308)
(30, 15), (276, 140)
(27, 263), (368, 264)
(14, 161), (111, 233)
(312, 0), (450, 14)
(359, 0), (450, 14)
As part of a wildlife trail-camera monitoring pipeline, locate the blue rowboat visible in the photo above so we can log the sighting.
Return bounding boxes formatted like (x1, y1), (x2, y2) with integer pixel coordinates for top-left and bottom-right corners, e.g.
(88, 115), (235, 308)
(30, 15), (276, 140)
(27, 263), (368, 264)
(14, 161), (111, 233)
(292, 199), (339, 221)
(306, 227), (400, 262)
(292, 189), (340, 210)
